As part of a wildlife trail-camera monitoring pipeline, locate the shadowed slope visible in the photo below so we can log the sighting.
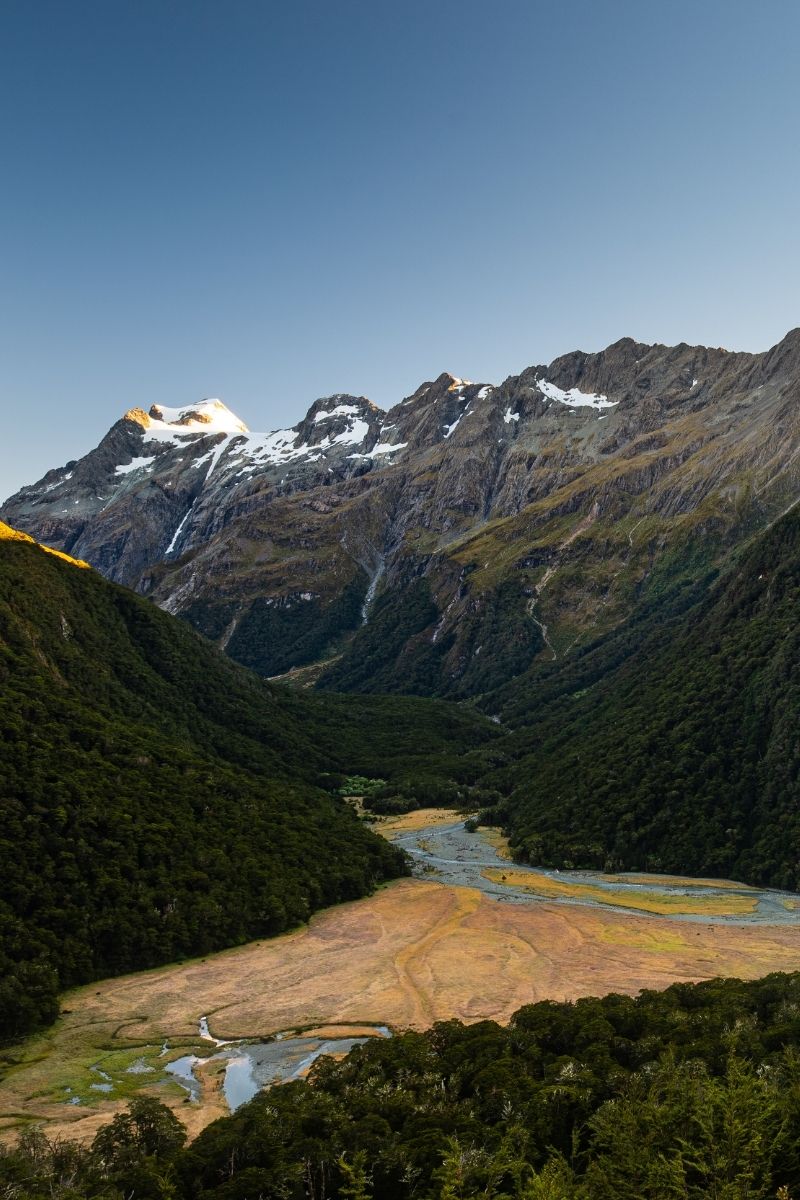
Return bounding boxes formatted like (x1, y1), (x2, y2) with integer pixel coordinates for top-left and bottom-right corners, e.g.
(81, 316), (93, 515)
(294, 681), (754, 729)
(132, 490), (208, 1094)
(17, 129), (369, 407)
(478, 503), (800, 888)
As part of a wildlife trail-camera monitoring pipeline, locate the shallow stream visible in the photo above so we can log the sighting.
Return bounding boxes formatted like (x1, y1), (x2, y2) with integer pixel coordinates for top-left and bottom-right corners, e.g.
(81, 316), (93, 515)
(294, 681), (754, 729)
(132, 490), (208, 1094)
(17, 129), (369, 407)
(163, 1021), (392, 1112)
(394, 819), (800, 926)
(67, 819), (800, 1118)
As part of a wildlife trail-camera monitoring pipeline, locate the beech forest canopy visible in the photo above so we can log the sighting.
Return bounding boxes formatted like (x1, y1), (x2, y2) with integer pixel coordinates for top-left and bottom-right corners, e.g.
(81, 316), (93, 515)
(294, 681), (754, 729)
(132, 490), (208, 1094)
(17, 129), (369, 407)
(465, 504), (800, 892)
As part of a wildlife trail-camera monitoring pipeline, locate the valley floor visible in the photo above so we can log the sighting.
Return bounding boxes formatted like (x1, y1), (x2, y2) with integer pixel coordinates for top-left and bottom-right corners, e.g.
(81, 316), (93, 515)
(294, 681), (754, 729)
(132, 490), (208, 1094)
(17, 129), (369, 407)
(3, 817), (800, 1145)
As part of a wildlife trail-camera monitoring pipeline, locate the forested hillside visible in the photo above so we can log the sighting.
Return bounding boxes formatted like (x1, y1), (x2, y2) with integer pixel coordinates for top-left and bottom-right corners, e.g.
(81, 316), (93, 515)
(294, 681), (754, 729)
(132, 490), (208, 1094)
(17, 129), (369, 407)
(0, 524), (496, 1042)
(478, 505), (800, 889)
(6, 971), (800, 1198)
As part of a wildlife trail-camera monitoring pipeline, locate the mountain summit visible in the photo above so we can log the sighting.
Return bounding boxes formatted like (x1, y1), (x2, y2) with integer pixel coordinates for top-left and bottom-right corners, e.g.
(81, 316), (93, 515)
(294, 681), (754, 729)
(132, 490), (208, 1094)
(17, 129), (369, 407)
(143, 398), (250, 434)
(5, 331), (800, 696)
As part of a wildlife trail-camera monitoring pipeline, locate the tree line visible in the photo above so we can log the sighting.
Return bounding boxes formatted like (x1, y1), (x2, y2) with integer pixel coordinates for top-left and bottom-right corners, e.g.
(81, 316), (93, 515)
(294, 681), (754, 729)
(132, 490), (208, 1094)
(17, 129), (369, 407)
(5, 971), (800, 1198)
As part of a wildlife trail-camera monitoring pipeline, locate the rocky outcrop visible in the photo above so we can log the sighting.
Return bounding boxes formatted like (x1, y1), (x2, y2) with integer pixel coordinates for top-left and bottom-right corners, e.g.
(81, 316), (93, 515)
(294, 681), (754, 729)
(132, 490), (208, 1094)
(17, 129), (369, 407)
(5, 332), (800, 695)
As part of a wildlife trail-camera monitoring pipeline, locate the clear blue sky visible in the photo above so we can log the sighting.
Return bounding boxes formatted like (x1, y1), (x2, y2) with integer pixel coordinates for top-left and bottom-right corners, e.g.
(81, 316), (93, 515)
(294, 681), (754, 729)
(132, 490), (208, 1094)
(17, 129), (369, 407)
(2, 0), (799, 498)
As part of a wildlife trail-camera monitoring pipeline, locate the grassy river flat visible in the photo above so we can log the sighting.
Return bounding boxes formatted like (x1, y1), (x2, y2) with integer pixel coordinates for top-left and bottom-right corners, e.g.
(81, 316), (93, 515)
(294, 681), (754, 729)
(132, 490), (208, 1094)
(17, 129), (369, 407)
(3, 809), (800, 1144)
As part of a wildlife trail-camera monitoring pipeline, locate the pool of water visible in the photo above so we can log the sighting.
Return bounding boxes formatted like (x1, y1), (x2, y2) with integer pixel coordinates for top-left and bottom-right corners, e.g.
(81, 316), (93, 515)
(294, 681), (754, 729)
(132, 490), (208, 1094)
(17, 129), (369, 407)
(164, 1020), (392, 1113)
(222, 1054), (257, 1110)
(164, 1054), (204, 1101)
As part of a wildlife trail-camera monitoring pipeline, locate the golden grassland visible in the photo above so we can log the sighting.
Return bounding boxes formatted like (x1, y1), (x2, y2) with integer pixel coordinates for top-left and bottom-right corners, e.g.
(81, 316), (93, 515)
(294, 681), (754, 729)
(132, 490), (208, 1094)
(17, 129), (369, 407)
(478, 827), (515, 860)
(480, 867), (759, 917)
(371, 807), (466, 834)
(600, 871), (754, 891)
(3, 878), (800, 1145)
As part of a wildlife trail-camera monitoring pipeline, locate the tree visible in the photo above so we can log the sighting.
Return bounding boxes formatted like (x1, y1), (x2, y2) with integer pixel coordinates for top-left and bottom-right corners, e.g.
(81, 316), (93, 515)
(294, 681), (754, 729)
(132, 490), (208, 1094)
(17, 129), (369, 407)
(91, 1096), (187, 1198)
(339, 1150), (373, 1200)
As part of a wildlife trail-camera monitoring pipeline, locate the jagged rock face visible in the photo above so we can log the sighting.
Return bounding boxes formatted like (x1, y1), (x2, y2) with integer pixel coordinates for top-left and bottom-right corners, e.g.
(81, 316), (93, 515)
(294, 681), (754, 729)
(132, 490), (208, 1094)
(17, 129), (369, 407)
(5, 332), (800, 695)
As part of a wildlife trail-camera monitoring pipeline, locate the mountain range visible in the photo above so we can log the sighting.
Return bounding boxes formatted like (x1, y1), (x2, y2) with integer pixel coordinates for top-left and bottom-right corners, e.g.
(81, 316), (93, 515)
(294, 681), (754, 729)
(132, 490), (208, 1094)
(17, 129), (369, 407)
(4, 325), (800, 1006)
(7, 329), (800, 697)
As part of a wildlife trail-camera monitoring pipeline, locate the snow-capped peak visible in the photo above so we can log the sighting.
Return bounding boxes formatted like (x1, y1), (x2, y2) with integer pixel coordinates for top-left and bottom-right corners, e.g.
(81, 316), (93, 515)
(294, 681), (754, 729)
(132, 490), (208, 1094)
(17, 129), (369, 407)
(148, 399), (249, 435)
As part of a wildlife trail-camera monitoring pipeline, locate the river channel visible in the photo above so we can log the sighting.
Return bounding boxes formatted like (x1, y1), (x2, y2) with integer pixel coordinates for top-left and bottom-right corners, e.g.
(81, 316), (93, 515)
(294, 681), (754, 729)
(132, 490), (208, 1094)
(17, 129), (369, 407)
(160, 1021), (392, 1113)
(395, 817), (800, 926)
(66, 817), (800, 1120)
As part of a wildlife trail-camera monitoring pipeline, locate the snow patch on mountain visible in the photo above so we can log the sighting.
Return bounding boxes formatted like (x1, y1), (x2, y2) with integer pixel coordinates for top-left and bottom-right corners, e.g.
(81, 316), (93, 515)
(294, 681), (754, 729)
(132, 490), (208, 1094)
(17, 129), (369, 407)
(313, 404), (363, 423)
(318, 419), (371, 449)
(366, 441), (407, 457)
(42, 469), (73, 494)
(116, 456), (156, 475)
(204, 435), (238, 478)
(165, 509), (192, 555)
(537, 379), (619, 411)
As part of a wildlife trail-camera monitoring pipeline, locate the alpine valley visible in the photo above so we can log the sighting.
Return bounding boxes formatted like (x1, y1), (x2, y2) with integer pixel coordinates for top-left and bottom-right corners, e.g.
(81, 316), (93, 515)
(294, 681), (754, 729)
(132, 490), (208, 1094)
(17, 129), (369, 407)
(0, 521), (496, 1043)
(5, 333), (800, 1198)
(7, 330), (800, 897)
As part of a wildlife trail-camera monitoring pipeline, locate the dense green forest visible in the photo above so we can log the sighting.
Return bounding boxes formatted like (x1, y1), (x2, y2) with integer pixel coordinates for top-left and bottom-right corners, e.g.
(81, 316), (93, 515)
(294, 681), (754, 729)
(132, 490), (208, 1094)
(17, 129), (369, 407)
(0, 525), (497, 1043)
(317, 577), (542, 699)
(469, 506), (800, 890)
(6, 971), (800, 1198)
(313, 503), (800, 892)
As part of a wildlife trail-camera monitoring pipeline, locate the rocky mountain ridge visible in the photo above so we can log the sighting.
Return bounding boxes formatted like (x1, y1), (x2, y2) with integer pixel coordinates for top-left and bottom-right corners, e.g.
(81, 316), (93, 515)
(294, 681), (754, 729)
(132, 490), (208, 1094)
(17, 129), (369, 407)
(5, 329), (800, 695)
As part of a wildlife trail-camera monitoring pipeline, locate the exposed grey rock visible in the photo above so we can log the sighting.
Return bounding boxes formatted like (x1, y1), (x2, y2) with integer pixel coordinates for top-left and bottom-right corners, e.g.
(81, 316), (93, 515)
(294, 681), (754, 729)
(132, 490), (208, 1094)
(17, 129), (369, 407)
(5, 332), (800, 693)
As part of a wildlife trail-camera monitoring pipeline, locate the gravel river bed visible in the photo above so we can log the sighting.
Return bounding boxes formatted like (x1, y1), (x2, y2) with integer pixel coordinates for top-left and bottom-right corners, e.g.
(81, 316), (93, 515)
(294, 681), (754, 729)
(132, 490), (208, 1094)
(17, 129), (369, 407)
(395, 818), (800, 926)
